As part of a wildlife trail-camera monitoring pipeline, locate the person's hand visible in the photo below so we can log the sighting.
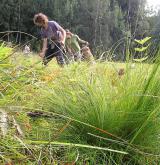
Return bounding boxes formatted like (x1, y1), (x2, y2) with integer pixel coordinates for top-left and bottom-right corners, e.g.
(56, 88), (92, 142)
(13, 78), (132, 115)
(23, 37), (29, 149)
(39, 51), (45, 58)
(61, 40), (65, 46)
(60, 41), (65, 49)
(85, 42), (89, 46)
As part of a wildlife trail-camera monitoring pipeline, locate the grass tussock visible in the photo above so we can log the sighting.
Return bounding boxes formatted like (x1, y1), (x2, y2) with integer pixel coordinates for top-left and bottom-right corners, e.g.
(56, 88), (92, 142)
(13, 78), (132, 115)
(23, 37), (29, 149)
(0, 45), (160, 164)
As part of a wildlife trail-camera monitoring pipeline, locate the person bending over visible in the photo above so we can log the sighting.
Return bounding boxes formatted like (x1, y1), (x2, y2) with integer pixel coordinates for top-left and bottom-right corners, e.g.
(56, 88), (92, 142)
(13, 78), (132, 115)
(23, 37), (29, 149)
(33, 13), (66, 66)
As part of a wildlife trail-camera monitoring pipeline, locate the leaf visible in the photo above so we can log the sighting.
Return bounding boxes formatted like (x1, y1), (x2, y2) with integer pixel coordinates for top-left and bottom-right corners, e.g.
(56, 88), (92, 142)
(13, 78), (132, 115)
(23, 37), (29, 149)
(133, 56), (148, 62)
(134, 37), (151, 45)
(134, 46), (148, 52)
(0, 64), (13, 67)
(27, 140), (128, 155)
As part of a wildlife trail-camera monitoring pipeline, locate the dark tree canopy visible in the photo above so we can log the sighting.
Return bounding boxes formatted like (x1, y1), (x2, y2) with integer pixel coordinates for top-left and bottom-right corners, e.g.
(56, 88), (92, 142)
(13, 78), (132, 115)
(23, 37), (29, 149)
(0, 0), (158, 59)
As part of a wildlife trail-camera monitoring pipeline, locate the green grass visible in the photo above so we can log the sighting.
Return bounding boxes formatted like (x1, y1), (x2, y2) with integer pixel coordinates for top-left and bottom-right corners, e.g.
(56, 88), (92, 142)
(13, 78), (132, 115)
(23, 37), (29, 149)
(38, 62), (160, 164)
(0, 45), (160, 164)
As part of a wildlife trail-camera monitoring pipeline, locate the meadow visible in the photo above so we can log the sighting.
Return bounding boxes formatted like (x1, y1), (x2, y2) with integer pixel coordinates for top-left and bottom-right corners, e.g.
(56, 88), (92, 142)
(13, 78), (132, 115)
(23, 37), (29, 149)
(0, 44), (160, 164)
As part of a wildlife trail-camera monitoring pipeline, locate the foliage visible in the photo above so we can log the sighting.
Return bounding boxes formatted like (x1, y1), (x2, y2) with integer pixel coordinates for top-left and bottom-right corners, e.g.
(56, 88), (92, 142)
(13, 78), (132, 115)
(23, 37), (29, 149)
(0, 0), (152, 60)
(133, 37), (151, 62)
(0, 43), (12, 64)
(1, 46), (160, 164)
(38, 61), (160, 164)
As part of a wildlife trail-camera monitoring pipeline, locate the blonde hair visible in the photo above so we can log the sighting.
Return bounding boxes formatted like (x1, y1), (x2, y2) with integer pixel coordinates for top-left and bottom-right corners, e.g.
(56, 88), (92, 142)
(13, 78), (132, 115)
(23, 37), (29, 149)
(33, 13), (48, 25)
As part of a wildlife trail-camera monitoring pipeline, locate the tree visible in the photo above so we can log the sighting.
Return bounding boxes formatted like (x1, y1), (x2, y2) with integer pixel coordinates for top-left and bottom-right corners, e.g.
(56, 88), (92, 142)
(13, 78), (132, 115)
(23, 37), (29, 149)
(0, 0), (150, 60)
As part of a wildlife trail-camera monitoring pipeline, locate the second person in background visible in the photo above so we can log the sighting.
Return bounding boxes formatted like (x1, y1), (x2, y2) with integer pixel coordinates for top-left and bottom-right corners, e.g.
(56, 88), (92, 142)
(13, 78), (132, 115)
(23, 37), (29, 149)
(65, 29), (88, 63)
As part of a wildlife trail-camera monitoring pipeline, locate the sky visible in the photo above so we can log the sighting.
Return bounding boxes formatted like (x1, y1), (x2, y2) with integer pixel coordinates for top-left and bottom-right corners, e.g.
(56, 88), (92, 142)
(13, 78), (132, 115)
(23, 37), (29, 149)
(147, 0), (160, 10)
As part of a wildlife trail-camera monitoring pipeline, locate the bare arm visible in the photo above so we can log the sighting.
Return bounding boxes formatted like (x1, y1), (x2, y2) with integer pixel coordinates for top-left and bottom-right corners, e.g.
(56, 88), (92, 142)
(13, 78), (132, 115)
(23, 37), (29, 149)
(59, 26), (66, 45)
(77, 35), (88, 45)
